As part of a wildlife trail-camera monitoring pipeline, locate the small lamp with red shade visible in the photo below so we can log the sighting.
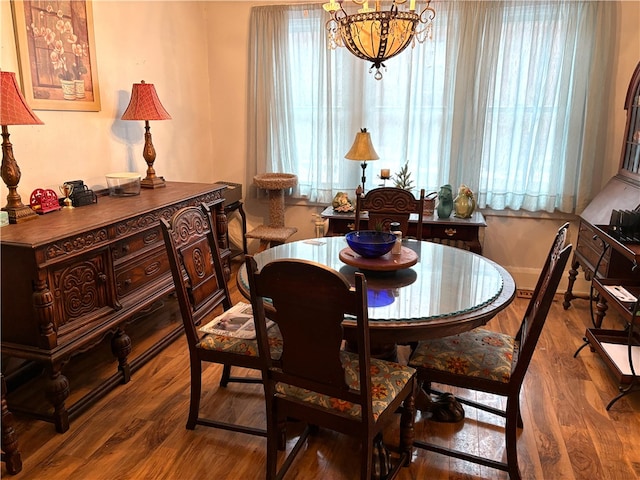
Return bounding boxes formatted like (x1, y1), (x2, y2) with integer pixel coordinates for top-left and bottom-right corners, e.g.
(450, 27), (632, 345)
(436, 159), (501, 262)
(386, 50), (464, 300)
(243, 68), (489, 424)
(0, 71), (44, 224)
(121, 80), (171, 189)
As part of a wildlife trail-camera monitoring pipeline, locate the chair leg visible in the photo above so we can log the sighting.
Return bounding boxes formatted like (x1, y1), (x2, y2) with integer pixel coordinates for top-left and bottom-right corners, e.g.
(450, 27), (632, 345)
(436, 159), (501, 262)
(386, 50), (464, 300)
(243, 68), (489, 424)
(517, 408), (523, 429)
(505, 398), (522, 480)
(186, 359), (202, 430)
(265, 393), (279, 479)
(220, 364), (232, 387)
(399, 380), (416, 466)
(361, 434), (374, 480)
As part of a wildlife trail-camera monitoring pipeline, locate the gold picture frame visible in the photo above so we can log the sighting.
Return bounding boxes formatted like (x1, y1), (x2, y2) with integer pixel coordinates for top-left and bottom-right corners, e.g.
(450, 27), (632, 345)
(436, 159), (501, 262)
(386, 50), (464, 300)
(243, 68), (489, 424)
(11, 0), (101, 112)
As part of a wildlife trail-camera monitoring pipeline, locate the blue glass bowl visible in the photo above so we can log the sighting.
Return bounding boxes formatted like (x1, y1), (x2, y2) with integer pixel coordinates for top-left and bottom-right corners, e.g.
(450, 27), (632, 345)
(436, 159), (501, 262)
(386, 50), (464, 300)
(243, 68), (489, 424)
(345, 231), (396, 258)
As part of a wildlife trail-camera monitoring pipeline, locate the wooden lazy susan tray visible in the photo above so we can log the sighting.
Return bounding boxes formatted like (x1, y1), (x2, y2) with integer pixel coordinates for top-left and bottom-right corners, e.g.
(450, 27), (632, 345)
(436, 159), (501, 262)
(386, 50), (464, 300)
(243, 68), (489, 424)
(338, 246), (418, 272)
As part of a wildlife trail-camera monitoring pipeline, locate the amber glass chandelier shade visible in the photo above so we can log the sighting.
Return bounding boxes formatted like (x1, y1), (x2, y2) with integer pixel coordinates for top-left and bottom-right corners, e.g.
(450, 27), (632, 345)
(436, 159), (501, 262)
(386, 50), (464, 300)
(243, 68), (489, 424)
(324, 0), (436, 79)
(121, 80), (171, 121)
(1, 72), (44, 125)
(342, 11), (417, 68)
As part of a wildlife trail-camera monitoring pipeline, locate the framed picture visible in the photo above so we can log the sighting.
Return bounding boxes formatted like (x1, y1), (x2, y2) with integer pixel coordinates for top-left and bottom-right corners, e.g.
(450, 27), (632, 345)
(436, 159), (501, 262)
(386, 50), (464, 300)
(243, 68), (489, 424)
(11, 0), (101, 111)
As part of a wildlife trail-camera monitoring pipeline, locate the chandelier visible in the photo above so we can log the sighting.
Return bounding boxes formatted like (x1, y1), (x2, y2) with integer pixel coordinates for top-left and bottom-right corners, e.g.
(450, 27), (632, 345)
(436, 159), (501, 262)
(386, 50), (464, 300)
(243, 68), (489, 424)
(324, 0), (436, 80)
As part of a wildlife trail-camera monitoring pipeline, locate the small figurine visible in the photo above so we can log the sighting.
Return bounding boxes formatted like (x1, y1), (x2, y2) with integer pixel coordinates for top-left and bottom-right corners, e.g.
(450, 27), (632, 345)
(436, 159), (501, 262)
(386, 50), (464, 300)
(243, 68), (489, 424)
(454, 184), (476, 218)
(437, 184), (453, 219)
(332, 191), (354, 213)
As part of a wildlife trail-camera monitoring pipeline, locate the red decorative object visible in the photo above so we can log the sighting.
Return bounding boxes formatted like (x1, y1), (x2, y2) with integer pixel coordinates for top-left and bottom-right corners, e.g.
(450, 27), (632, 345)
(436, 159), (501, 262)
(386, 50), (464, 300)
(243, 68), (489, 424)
(121, 80), (171, 189)
(30, 188), (61, 214)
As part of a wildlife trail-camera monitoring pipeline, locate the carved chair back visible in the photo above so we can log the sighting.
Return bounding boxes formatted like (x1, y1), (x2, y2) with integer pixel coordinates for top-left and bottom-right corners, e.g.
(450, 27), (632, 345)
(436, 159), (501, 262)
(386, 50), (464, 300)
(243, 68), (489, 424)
(161, 204), (231, 351)
(354, 187), (425, 239)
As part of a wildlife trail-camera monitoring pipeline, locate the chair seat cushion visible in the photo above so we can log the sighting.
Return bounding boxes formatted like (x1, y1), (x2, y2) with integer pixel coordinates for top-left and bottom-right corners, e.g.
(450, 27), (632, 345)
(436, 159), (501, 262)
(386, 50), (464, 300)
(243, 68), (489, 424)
(275, 351), (415, 421)
(408, 328), (517, 383)
(197, 324), (283, 359)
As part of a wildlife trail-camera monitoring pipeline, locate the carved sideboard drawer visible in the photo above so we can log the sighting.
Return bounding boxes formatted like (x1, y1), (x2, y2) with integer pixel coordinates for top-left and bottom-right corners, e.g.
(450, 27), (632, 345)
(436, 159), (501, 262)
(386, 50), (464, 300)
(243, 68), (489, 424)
(423, 224), (477, 242)
(115, 246), (171, 298)
(52, 248), (118, 345)
(111, 226), (163, 262)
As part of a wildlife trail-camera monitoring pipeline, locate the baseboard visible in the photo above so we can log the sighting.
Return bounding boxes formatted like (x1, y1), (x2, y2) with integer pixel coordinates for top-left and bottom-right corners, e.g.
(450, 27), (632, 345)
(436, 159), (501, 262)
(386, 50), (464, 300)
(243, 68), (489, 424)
(508, 266), (591, 297)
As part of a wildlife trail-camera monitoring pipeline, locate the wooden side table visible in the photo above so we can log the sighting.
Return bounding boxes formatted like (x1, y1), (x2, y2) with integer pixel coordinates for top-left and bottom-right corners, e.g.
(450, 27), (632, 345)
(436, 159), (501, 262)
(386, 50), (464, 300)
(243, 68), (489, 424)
(320, 206), (486, 254)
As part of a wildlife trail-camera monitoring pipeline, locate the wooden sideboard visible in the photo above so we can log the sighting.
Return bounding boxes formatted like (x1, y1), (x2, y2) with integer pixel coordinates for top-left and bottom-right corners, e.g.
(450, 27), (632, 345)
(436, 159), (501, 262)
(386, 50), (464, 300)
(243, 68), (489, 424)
(320, 206), (486, 254)
(1, 182), (229, 433)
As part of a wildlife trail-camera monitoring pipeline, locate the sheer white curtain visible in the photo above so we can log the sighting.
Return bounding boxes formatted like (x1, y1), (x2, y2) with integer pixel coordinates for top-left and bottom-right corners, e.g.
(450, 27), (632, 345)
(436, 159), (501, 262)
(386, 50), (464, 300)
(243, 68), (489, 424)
(247, 1), (615, 213)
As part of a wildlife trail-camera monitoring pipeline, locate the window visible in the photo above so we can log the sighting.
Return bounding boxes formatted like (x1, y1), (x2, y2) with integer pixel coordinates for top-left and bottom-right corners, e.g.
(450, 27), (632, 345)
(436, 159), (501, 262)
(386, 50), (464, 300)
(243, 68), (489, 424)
(247, 1), (614, 213)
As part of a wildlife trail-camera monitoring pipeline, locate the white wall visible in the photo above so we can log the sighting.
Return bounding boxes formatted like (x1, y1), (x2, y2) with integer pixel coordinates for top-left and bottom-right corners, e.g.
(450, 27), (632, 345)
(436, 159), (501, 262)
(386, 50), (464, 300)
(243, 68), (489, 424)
(2, 0), (639, 294)
(1, 0), (215, 192)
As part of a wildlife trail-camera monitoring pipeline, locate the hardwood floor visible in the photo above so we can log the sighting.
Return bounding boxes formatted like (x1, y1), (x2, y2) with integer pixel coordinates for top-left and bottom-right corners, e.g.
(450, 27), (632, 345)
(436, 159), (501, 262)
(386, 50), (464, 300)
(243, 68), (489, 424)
(3, 258), (640, 479)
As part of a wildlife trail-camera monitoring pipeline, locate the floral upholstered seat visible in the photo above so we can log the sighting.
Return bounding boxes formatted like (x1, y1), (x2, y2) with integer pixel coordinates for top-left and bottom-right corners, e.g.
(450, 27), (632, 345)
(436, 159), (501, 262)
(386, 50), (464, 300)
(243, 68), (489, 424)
(198, 326), (283, 359)
(276, 351), (415, 421)
(409, 328), (517, 383)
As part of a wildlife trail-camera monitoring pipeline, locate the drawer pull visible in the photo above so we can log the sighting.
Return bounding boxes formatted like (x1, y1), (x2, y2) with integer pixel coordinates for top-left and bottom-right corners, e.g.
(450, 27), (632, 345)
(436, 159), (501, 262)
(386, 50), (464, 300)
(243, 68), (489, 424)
(98, 273), (107, 282)
(444, 228), (457, 237)
(124, 278), (132, 286)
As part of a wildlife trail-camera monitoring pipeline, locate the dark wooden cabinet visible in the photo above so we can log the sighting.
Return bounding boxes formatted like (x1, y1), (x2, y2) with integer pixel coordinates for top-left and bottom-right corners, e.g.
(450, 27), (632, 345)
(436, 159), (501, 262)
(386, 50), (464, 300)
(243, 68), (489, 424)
(567, 63), (640, 409)
(1, 182), (229, 433)
(564, 62), (640, 310)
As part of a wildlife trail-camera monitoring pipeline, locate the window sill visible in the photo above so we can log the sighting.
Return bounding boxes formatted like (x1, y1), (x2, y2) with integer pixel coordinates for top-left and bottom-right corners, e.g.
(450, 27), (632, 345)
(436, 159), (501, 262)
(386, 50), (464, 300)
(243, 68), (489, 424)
(480, 208), (577, 221)
(278, 196), (578, 221)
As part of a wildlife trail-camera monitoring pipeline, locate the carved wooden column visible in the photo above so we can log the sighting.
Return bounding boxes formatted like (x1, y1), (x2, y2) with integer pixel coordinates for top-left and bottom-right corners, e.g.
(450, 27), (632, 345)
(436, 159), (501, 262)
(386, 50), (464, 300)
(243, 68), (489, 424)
(214, 202), (231, 280)
(33, 275), (57, 350)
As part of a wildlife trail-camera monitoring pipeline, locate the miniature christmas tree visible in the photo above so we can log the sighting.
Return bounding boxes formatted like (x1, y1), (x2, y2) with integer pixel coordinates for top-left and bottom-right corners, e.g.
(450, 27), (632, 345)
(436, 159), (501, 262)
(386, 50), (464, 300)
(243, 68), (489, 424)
(393, 162), (414, 191)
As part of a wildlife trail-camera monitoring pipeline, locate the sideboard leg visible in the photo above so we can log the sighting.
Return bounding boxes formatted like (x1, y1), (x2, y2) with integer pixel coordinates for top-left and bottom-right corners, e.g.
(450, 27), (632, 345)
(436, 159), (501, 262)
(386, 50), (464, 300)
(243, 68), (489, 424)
(111, 328), (132, 384)
(45, 364), (70, 433)
(1, 374), (22, 474)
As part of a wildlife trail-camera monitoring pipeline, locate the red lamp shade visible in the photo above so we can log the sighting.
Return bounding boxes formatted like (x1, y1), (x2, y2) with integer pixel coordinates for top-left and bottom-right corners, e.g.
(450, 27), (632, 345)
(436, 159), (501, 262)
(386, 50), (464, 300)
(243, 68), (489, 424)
(1, 71), (43, 126)
(121, 80), (171, 121)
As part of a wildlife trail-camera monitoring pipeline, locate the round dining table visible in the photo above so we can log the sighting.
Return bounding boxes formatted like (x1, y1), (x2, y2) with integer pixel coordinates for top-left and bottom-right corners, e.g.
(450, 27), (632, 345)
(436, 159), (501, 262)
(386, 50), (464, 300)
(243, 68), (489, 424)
(236, 236), (516, 353)
(236, 236), (517, 449)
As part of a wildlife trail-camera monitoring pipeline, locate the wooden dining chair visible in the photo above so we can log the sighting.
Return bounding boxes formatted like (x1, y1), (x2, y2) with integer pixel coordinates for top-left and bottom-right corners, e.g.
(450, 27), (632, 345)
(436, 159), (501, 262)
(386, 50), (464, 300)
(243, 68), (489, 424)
(245, 256), (417, 480)
(160, 204), (282, 437)
(354, 187), (426, 239)
(408, 223), (572, 480)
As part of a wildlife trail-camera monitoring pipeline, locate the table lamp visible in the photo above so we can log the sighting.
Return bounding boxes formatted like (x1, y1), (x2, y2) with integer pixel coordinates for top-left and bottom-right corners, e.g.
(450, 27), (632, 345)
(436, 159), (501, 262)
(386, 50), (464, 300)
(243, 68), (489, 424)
(345, 128), (379, 193)
(1, 71), (43, 224)
(121, 80), (171, 188)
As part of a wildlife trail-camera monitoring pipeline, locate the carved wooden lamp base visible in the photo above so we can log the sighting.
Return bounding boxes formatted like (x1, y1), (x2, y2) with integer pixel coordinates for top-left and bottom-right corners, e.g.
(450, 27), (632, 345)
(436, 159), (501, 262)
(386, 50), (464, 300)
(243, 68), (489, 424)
(140, 127), (166, 189)
(2, 126), (38, 224)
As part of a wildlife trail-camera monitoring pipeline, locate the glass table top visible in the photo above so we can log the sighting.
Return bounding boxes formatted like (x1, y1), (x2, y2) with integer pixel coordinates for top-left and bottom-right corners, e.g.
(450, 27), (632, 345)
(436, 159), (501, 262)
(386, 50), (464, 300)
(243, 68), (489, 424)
(237, 237), (508, 324)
